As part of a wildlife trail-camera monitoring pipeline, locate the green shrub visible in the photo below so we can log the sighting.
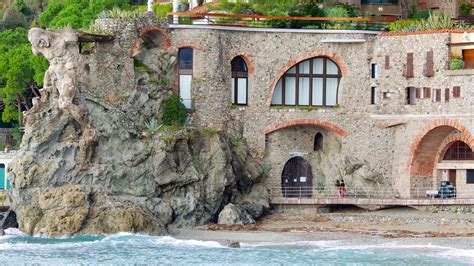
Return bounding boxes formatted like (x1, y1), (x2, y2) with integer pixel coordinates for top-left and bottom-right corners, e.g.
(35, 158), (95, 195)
(449, 56), (465, 70)
(263, 9), (288, 28)
(153, 3), (172, 20)
(459, 0), (472, 16)
(161, 94), (188, 126)
(324, 6), (349, 18)
(144, 117), (162, 136)
(106, 7), (140, 19)
(133, 58), (150, 73)
(415, 12), (459, 31)
(389, 19), (420, 32)
(412, 9), (430, 19)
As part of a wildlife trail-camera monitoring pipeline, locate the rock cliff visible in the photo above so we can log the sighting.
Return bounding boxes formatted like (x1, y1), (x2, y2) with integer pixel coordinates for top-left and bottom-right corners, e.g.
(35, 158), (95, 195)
(8, 27), (269, 237)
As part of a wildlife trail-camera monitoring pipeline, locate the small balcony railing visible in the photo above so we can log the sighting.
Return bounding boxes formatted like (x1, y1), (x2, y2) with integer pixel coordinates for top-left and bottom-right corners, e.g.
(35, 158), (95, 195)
(168, 12), (396, 31)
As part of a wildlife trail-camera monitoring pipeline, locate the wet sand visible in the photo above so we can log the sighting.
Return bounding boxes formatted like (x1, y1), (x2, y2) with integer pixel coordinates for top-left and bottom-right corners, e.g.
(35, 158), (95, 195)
(173, 207), (474, 249)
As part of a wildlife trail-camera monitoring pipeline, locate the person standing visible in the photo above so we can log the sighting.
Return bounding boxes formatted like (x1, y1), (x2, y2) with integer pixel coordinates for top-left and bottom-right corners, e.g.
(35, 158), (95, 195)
(339, 179), (346, 198)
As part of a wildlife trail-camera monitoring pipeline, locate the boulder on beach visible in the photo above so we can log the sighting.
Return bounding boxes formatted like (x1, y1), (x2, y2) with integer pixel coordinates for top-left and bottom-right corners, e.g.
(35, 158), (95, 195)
(218, 203), (255, 225)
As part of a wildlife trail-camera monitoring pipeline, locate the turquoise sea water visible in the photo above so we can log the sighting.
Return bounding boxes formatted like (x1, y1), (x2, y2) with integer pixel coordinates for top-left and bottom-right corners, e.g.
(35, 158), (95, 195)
(0, 229), (473, 265)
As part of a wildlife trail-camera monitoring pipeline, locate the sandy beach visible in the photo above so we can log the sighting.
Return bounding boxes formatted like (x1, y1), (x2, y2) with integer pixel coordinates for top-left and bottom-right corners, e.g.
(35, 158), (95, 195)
(173, 207), (474, 249)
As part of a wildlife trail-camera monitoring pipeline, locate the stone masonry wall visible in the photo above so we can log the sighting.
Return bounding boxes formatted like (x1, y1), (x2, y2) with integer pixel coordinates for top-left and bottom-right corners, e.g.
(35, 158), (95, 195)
(169, 28), (474, 198)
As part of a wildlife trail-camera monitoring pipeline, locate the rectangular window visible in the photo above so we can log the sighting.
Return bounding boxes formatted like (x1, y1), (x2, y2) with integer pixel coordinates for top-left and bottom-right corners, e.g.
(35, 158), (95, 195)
(179, 48), (193, 110)
(445, 88), (450, 102)
(326, 78), (338, 106)
(312, 78), (323, 106)
(298, 77), (310, 106)
(371, 63), (378, 79)
(237, 78), (247, 105)
(467, 170), (474, 184)
(415, 87), (421, 99)
(179, 75), (192, 109)
(285, 77), (296, 105)
(406, 87), (416, 105)
(272, 80), (283, 105)
(371, 87), (376, 105)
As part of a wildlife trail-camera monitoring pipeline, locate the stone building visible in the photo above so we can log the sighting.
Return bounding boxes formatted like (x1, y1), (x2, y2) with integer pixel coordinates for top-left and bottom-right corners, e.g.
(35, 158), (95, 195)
(91, 13), (474, 201)
(161, 26), (474, 200)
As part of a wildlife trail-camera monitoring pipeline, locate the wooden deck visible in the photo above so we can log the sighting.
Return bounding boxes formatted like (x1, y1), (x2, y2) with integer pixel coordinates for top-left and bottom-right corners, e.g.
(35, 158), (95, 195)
(271, 197), (474, 206)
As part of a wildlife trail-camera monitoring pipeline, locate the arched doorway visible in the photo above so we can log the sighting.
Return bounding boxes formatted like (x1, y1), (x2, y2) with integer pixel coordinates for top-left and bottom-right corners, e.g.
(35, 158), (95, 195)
(281, 157), (313, 198)
(408, 120), (473, 197)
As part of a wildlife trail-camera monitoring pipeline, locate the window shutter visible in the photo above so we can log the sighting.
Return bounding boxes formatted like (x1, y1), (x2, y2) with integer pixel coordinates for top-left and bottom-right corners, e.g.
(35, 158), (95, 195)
(385, 55), (390, 69)
(445, 88), (450, 102)
(405, 53), (414, 78)
(424, 87), (431, 99)
(415, 87), (421, 98)
(453, 86), (461, 98)
(424, 51), (434, 77)
(435, 89), (441, 102)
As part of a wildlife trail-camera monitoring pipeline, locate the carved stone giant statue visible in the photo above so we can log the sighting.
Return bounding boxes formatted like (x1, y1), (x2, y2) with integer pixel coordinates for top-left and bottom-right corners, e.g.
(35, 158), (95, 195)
(28, 28), (96, 167)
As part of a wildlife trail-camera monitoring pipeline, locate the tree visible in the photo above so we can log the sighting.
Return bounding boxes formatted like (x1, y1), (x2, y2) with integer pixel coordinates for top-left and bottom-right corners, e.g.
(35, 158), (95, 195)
(0, 28), (48, 123)
(40, 0), (131, 29)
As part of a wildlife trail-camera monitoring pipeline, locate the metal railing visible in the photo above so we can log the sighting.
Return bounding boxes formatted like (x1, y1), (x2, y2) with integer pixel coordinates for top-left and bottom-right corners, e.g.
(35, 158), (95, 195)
(273, 186), (474, 200)
(168, 12), (395, 31)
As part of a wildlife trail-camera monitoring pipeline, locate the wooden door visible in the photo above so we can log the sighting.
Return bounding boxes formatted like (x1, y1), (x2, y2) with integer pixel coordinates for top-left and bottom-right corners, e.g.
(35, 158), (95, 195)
(448, 169), (457, 187)
(462, 49), (474, 69)
(281, 157), (313, 198)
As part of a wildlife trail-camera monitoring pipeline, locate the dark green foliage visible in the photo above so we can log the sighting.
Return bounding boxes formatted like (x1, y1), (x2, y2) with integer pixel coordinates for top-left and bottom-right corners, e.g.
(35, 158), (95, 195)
(0, 28), (48, 123)
(161, 94), (188, 126)
(153, 3), (172, 20)
(459, 0), (472, 17)
(288, 3), (324, 28)
(39, 0), (131, 29)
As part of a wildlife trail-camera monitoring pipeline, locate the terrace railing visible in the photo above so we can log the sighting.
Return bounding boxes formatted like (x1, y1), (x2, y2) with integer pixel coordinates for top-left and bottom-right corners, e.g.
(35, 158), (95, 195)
(168, 12), (396, 31)
(273, 186), (474, 200)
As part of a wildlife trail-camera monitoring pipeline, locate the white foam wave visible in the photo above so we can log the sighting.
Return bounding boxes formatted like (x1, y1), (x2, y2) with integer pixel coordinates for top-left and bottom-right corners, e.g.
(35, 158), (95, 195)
(241, 240), (340, 248)
(153, 236), (225, 248)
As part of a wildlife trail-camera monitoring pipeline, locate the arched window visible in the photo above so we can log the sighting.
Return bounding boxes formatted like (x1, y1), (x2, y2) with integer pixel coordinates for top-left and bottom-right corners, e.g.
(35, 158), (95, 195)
(179, 48), (193, 109)
(271, 57), (341, 107)
(443, 141), (474, 160)
(231, 56), (248, 105)
(314, 132), (323, 151)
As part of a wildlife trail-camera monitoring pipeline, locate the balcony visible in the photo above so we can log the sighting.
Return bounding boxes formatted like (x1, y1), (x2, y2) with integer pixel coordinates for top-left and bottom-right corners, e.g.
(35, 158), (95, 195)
(449, 31), (474, 71)
(167, 12), (396, 32)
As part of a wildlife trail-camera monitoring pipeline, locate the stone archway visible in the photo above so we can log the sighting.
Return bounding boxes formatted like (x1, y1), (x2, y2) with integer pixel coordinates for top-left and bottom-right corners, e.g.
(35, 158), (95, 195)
(281, 157), (313, 198)
(408, 119), (473, 196)
(130, 27), (171, 58)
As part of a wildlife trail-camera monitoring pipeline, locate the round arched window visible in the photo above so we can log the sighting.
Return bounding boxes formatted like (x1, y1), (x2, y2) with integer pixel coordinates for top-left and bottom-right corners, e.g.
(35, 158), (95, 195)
(271, 57), (341, 107)
(231, 56), (248, 105)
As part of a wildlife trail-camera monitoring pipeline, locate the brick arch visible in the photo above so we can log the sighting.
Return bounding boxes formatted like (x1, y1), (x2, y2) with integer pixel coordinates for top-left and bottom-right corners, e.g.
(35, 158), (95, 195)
(229, 52), (255, 74)
(261, 119), (348, 137)
(434, 134), (474, 164)
(266, 51), (348, 105)
(130, 27), (171, 58)
(408, 119), (472, 177)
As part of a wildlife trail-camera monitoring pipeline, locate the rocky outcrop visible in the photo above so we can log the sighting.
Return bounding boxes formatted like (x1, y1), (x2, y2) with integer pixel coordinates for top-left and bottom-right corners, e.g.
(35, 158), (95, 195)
(8, 27), (269, 237)
(218, 203), (255, 225)
(0, 209), (18, 229)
